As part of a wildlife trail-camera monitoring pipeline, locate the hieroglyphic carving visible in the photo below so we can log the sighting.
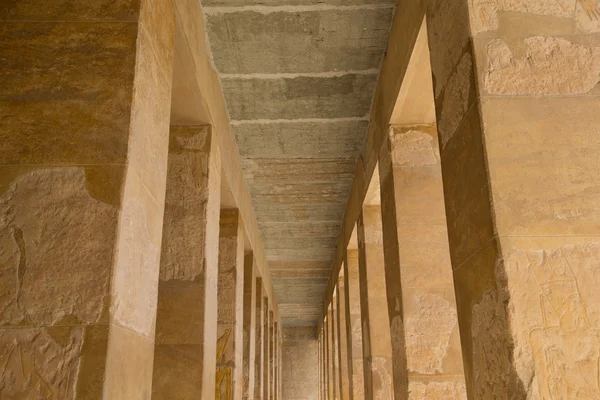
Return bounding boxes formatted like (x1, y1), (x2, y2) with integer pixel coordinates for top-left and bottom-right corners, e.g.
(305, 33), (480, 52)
(371, 357), (392, 400)
(216, 328), (233, 400)
(0, 169), (116, 326)
(527, 250), (600, 399)
(469, 0), (573, 33)
(406, 294), (457, 374)
(579, 0), (600, 19)
(0, 328), (83, 399)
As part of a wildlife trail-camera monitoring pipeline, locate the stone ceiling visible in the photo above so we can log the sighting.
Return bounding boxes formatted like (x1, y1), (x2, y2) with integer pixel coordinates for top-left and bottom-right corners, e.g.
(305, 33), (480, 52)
(204, 0), (395, 326)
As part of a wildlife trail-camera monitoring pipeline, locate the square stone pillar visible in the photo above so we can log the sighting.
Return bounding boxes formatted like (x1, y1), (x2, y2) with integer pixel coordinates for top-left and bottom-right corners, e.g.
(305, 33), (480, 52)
(322, 321), (330, 400)
(326, 309), (334, 400)
(318, 329), (323, 400)
(0, 0), (174, 397)
(379, 124), (467, 398)
(254, 279), (265, 400)
(336, 270), (352, 400)
(216, 209), (245, 400)
(332, 293), (341, 399)
(345, 249), (365, 400)
(269, 310), (275, 399)
(274, 321), (279, 400)
(328, 305), (337, 399)
(357, 207), (394, 400)
(423, 0), (600, 397)
(152, 125), (222, 398)
(263, 299), (271, 400)
(243, 253), (257, 399)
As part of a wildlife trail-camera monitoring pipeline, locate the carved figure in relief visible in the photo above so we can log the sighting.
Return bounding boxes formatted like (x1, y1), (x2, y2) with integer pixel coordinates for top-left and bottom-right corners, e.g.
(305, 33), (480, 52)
(579, 0), (600, 20)
(528, 251), (600, 399)
(216, 328), (233, 400)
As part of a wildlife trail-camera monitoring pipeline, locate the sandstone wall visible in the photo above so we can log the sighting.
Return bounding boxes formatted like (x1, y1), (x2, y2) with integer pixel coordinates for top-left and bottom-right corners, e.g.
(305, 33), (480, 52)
(282, 327), (319, 400)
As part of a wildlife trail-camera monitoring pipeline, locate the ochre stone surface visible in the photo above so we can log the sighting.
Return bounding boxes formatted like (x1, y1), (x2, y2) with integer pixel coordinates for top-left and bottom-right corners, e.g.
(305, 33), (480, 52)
(0, 168), (117, 326)
(282, 326), (319, 400)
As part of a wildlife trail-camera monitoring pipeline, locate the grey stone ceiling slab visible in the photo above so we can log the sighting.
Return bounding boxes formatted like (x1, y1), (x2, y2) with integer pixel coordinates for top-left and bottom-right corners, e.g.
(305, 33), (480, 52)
(205, 8), (393, 74)
(233, 120), (368, 158)
(249, 180), (353, 204)
(242, 158), (356, 184)
(204, 0), (393, 325)
(221, 74), (377, 120)
(252, 203), (345, 223)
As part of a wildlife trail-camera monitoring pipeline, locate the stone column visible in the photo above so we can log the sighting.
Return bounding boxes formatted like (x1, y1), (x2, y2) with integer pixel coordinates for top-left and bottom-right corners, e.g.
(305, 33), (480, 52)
(345, 249), (365, 400)
(216, 209), (245, 400)
(269, 310), (275, 399)
(323, 320), (330, 400)
(357, 208), (394, 400)
(254, 279), (264, 400)
(379, 124), (467, 398)
(243, 254), (257, 399)
(274, 321), (279, 400)
(326, 310), (333, 400)
(318, 329), (322, 400)
(422, 1), (600, 397)
(0, 0), (174, 397)
(337, 270), (352, 400)
(328, 305), (338, 399)
(152, 125), (221, 398)
(263, 299), (270, 400)
(332, 291), (341, 399)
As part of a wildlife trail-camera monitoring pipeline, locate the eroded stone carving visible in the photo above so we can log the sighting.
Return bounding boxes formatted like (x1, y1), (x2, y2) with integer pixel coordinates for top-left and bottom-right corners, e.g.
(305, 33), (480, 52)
(391, 129), (440, 167)
(408, 381), (467, 399)
(484, 37), (600, 95)
(469, 0), (574, 33)
(0, 169), (116, 326)
(527, 250), (600, 399)
(371, 356), (392, 400)
(160, 130), (210, 281)
(216, 328), (233, 400)
(576, 0), (600, 31)
(0, 328), (83, 399)
(406, 294), (458, 374)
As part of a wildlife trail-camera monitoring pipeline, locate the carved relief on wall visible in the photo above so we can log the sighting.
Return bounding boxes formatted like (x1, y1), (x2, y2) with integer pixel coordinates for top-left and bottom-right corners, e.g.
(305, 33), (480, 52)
(405, 294), (458, 375)
(486, 244), (600, 399)
(468, 0), (595, 33)
(527, 250), (600, 399)
(216, 328), (233, 400)
(0, 328), (83, 399)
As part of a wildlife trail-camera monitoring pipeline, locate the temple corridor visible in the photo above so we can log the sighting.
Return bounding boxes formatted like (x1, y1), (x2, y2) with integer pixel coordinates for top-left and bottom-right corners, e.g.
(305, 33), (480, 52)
(2, 0), (600, 399)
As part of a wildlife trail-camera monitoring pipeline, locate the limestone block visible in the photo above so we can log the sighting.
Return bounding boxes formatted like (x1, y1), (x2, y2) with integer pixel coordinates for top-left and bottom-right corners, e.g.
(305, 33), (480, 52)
(481, 96), (600, 236)
(0, 0), (140, 21)
(0, 327), (84, 398)
(408, 381), (467, 400)
(0, 168), (118, 326)
(426, 0), (472, 97)
(111, 173), (163, 338)
(439, 105), (495, 268)
(159, 127), (211, 281)
(103, 324), (155, 400)
(0, 23), (137, 165)
(403, 288), (462, 376)
(478, 36), (600, 96)
(435, 52), (474, 151)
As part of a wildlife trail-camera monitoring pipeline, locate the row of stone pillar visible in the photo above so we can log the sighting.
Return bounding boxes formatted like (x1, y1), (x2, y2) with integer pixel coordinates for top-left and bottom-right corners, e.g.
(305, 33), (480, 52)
(0, 0), (283, 397)
(317, 124), (466, 400)
(316, 0), (600, 395)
